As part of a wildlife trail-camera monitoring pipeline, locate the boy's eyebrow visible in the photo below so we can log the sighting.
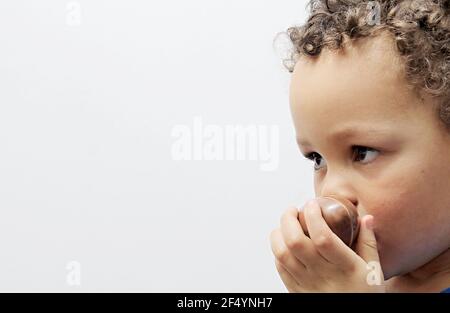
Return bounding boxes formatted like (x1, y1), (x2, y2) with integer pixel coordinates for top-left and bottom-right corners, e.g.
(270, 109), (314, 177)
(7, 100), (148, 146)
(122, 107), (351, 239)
(296, 126), (392, 147)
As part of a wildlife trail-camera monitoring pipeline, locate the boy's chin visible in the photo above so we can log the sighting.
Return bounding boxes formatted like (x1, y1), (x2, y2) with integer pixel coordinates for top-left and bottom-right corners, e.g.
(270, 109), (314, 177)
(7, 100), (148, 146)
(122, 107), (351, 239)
(383, 266), (408, 280)
(379, 251), (412, 280)
(380, 252), (426, 280)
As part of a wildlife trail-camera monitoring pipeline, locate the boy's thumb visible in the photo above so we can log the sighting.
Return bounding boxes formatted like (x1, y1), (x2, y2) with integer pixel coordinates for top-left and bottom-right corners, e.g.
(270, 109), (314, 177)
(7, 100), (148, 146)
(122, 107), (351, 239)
(355, 215), (380, 264)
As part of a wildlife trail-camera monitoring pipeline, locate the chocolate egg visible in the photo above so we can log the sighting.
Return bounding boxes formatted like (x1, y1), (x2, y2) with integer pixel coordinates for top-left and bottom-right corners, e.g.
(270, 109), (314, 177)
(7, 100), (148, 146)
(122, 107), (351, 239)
(298, 196), (360, 247)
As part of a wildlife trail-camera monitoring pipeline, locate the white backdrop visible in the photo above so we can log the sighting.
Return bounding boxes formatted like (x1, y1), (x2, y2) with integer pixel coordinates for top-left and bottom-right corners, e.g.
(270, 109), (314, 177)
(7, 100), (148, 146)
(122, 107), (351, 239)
(0, 0), (313, 292)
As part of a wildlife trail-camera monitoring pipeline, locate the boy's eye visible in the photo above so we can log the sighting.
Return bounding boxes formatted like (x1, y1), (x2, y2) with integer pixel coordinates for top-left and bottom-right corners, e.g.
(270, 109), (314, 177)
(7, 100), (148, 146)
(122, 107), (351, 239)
(352, 146), (379, 164)
(304, 146), (379, 171)
(305, 152), (326, 171)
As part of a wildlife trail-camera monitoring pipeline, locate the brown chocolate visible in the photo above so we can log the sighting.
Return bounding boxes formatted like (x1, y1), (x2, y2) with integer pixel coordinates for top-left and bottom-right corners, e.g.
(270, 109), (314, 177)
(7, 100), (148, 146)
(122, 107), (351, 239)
(298, 196), (360, 247)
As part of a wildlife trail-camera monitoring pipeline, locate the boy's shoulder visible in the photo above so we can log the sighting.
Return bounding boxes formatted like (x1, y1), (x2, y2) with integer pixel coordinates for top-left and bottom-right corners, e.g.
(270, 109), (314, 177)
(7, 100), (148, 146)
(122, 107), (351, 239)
(441, 287), (450, 293)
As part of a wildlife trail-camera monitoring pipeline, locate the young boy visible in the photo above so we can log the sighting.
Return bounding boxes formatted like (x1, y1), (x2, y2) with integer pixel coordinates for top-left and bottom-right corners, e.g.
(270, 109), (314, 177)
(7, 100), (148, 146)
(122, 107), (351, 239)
(270, 0), (450, 292)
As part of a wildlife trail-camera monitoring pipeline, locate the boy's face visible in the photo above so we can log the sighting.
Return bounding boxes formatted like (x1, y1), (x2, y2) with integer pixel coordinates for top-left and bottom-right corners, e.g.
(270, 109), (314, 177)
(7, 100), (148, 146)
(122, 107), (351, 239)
(289, 34), (450, 279)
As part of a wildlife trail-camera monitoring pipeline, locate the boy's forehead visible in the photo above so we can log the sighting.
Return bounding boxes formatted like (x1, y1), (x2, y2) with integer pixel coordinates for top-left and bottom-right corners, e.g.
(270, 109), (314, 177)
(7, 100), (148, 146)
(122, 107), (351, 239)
(289, 34), (417, 126)
(296, 123), (397, 148)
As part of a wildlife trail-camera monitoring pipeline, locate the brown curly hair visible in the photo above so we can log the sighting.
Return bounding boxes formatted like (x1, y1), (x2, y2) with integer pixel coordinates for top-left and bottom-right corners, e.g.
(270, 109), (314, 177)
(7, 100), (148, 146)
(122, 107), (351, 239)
(279, 0), (450, 129)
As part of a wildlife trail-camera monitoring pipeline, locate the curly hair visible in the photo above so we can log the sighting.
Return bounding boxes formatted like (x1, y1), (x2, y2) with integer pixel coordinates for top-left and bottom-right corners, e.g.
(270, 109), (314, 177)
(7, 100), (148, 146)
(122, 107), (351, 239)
(279, 0), (450, 129)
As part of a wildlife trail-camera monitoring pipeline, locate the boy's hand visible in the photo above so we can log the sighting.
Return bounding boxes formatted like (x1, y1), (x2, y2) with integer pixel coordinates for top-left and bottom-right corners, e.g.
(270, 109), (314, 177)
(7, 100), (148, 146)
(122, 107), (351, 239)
(269, 199), (386, 292)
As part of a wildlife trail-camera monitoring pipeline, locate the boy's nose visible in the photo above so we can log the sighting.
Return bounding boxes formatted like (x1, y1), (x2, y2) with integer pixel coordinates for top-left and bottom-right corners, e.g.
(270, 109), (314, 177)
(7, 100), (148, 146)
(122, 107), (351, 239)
(317, 192), (359, 210)
(317, 174), (358, 209)
(316, 194), (358, 211)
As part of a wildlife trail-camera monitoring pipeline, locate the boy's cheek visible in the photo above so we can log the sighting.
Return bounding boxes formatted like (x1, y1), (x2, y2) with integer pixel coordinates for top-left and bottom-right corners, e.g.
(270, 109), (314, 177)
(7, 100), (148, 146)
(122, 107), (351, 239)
(362, 198), (409, 258)
(365, 194), (433, 278)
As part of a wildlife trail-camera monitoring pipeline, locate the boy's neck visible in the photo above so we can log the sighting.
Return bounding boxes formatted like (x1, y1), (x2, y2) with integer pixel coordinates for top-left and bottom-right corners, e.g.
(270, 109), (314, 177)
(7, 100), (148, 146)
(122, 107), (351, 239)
(387, 249), (450, 292)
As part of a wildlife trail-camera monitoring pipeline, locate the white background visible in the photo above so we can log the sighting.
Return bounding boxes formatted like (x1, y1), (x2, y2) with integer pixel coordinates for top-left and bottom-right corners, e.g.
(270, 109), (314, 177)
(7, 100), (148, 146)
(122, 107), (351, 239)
(0, 0), (313, 291)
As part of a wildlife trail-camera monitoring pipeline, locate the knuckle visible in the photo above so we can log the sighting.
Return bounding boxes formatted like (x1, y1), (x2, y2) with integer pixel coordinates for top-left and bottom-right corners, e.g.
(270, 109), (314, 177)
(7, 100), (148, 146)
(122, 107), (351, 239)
(285, 234), (304, 251)
(279, 209), (290, 225)
(314, 233), (333, 250)
(288, 206), (298, 214)
(346, 261), (357, 272)
(275, 247), (290, 264)
(280, 207), (297, 224)
(269, 229), (278, 252)
(363, 240), (378, 251)
(270, 229), (290, 263)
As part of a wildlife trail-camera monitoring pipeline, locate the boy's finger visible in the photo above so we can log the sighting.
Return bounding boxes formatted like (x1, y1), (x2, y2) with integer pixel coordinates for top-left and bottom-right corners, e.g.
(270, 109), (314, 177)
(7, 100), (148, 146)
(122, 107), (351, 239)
(270, 228), (307, 281)
(304, 199), (357, 269)
(275, 260), (299, 293)
(355, 215), (381, 265)
(280, 207), (321, 266)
